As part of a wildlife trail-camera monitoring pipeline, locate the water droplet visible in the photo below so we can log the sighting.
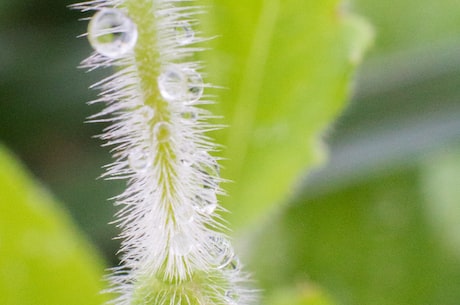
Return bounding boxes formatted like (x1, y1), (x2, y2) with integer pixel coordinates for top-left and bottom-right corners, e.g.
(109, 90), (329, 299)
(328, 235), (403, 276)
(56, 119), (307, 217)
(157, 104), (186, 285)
(201, 200), (218, 214)
(183, 69), (204, 103)
(180, 110), (198, 121)
(180, 158), (193, 167)
(207, 235), (234, 269)
(88, 9), (138, 58)
(158, 66), (204, 103)
(176, 206), (194, 224)
(154, 122), (172, 143)
(171, 232), (193, 256)
(224, 256), (241, 272)
(194, 193), (217, 215)
(175, 21), (195, 45)
(194, 152), (220, 190)
(136, 106), (154, 122)
(158, 66), (185, 101)
(128, 147), (152, 173)
(225, 289), (240, 305)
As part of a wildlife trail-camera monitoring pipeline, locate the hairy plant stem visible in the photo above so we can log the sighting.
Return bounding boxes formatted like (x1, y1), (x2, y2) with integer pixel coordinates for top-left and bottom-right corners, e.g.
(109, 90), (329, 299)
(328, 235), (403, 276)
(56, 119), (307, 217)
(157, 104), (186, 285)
(73, 0), (257, 304)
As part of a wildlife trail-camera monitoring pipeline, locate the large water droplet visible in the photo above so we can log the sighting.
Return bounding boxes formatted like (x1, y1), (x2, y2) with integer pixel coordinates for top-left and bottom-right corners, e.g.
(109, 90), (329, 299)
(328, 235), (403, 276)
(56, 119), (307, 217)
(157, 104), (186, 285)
(128, 147), (152, 173)
(158, 66), (204, 103)
(153, 122), (172, 143)
(175, 21), (195, 45)
(88, 9), (138, 58)
(171, 232), (193, 256)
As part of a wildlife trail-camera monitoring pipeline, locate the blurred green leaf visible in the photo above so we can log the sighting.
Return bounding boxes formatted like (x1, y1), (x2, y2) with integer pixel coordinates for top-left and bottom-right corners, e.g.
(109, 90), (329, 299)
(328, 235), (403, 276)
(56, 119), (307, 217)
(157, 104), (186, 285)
(266, 284), (337, 305)
(353, 0), (460, 55)
(0, 145), (108, 305)
(421, 147), (460, 258)
(248, 157), (460, 305)
(200, 0), (372, 231)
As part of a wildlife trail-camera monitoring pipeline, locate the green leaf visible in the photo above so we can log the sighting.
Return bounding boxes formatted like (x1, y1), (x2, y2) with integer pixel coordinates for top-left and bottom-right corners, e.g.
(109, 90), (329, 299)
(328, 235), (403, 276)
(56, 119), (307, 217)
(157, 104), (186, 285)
(200, 0), (373, 230)
(248, 159), (460, 305)
(421, 147), (460, 258)
(267, 284), (337, 305)
(353, 0), (460, 55)
(0, 145), (108, 305)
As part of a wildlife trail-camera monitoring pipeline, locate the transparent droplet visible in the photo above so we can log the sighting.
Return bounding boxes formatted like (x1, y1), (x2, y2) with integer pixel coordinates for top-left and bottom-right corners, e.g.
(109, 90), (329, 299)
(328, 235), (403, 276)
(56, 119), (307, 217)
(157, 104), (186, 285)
(158, 66), (204, 103)
(136, 106), (154, 122)
(225, 289), (240, 305)
(180, 110), (198, 121)
(171, 232), (193, 256)
(224, 256), (241, 272)
(175, 21), (195, 45)
(194, 193), (217, 215)
(183, 69), (204, 103)
(128, 147), (152, 173)
(194, 152), (220, 190)
(207, 235), (234, 269)
(201, 200), (217, 215)
(176, 205), (194, 224)
(153, 122), (172, 143)
(88, 9), (138, 58)
(158, 66), (186, 101)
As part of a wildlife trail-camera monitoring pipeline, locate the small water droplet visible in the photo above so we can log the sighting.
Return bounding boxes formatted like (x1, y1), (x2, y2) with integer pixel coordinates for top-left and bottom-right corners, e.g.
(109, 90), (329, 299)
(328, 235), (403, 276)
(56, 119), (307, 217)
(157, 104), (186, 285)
(88, 9), (138, 58)
(194, 193), (217, 215)
(171, 232), (193, 256)
(194, 152), (220, 190)
(224, 256), (241, 272)
(158, 66), (204, 103)
(180, 110), (198, 121)
(180, 158), (193, 167)
(176, 206), (194, 224)
(225, 289), (240, 305)
(154, 122), (172, 143)
(136, 106), (154, 122)
(158, 66), (186, 101)
(175, 21), (195, 45)
(183, 69), (204, 103)
(128, 147), (152, 173)
(201, 200), (218, 214)
(207, 235), (234, 269)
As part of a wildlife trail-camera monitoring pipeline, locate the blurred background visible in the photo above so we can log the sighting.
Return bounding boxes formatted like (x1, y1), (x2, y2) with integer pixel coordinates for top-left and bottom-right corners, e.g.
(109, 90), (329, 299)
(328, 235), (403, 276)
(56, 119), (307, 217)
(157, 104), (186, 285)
(1, 0), (460, 304)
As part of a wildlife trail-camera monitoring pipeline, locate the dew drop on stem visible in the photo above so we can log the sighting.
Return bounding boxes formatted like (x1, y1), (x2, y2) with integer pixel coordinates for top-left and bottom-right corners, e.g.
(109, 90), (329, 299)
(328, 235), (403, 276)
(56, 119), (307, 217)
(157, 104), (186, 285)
(225, 289), (240, 305)
(153, 122), (172, 143)
(175, 21), (195, 45)
(158, 66), (186, 102)
(158, 66), (204, 103)
(129, 147), (152, 173)
(88, 8), (138, 58)
(207, 235), (235, 269)
(171, 232), (193, 256)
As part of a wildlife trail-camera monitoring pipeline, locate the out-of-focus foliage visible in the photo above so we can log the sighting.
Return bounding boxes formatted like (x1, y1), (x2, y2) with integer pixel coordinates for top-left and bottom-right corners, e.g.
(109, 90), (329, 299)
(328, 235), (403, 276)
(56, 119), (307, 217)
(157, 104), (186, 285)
(250, 159), (460, 305)
(247, 1), (460, 305)
(266, 284), (337, 305)
(0, 146), (108, 305)
(200, 0), (372, 231)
